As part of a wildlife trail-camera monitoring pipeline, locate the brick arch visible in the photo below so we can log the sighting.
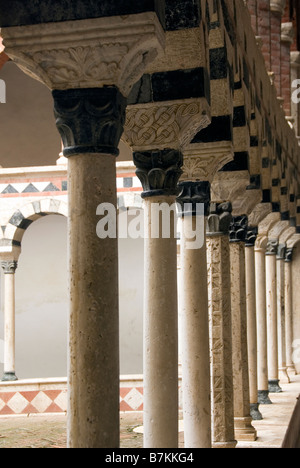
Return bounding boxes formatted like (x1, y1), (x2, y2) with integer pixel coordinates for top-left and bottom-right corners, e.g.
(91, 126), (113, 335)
(0, 198), (68, 250)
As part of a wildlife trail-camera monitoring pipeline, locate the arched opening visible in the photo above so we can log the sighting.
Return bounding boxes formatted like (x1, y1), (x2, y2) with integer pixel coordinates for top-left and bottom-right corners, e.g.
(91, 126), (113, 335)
(12, 215), (67, 379)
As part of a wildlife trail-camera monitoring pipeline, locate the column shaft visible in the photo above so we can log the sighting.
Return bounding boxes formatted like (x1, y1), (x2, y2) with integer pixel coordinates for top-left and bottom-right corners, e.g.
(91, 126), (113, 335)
(255, 248), (272, 404)
(143, 196), (178, 448)
(245, 245), (262, 419)
(68, 154), (119, 448)
(230, 238), (257, 441)
(207, 231), (236, 448)
(266, 251), (282, 393)
(1, 261), (18, 382)
(285, 258), (295, 374)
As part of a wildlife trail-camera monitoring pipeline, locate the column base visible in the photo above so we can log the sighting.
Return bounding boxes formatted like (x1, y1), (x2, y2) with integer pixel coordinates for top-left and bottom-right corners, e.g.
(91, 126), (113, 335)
(250, 403), (263, 421)
(212, 441), (237, 449)
(268, 379), (282, 393)
(2, 372), (18, 382)
(258, 390), (273, 405)
(287, 365), (296, 376)
(279, 368), (290, 384)
(234, 417), (257, 442)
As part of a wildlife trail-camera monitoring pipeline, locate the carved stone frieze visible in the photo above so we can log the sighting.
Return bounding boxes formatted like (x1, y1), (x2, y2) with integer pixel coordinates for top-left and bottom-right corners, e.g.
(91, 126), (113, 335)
(133, 149), (183, 198)
(1, 13), (165, 96)
(181, 141), (234, 183)
(123, 99), (211, 152)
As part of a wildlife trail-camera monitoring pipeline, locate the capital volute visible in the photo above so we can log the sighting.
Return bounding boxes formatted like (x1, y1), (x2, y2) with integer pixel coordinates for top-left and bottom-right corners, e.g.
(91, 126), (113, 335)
(207, 202), (232, 235)
(1, 13), (165, 96)
(229, 215), (248, 243)
(1, 260), (18, 274)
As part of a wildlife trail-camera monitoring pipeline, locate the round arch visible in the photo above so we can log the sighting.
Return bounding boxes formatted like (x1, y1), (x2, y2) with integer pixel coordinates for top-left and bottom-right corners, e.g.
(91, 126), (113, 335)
(0, 198), (68, 256)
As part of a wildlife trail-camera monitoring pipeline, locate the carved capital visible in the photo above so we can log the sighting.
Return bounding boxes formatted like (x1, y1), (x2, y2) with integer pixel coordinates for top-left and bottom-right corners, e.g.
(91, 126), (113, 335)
(266, 239), (279, 256)
(277, 244), (287, 260)
(181, 141), (234, 183)
(229, 215), (248, 243)
(123, 99), (210, 152)
(1, 260), (18, 274)
(177, 181), (211, 217)
(53, 87), (127, 157)
(285, 247), (294, 263)
(245, 227), (258, 247)
(133, 149), (183, 199)
(207, 202), (233, 235)
(1, 13), (165, 96)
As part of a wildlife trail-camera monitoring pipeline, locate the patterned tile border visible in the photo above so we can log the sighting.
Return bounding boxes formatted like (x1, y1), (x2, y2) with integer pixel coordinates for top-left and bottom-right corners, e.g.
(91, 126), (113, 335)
(0, 376), (183, 416)
(0, 174), (142, 198)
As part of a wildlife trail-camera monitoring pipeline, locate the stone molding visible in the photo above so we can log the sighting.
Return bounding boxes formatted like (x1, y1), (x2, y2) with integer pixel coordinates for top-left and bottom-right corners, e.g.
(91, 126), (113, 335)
(276, 243), (287, 260)
(1, 13), (165, 96)
(181, 141), (234, 183)
(229, 215), (248, 243)
(207, 202), (233, 235)
(1, 260), (18, 274)
(281, 23), (294, 44)
(270, 0), (286, 15)
(133, 149), (183, 198)
(177, 180), (211, 216)
(123, 98), (211, 152)
(53, 87), (127, 157)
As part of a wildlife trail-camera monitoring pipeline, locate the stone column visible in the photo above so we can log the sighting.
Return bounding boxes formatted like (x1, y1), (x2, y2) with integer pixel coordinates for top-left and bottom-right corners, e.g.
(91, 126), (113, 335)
(255, 241), (272, 404)
(245, 228), (262, 420)
(207, 202), (236, 448)
(177, 181), (211, 448)
(285, 247), (296, 375)
(277, 244), (290, 383)
(133, 150), (183, 448)
(1, 12), (165, 448)
(1, 260), (18, 382)
(265, 240), (282, 393)
(229, 216), (257, 442)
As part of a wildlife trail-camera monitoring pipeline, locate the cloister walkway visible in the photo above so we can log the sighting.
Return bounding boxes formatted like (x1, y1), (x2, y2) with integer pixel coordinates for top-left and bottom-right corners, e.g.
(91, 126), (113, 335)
(0, 375), (299, 449)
